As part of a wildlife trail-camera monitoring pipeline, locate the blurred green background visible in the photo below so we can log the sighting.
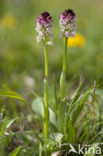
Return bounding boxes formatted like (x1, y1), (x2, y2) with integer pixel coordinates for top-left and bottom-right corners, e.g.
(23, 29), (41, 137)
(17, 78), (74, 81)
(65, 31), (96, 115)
(0, 0), (103, 97)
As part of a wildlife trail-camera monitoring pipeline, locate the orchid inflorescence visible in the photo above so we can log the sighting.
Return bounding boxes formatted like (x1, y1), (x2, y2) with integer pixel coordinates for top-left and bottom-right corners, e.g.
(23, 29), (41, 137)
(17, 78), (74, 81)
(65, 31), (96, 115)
(36, 11), (53, 46)
(36, 9), (76, 44)
(60, 9), (76, 38)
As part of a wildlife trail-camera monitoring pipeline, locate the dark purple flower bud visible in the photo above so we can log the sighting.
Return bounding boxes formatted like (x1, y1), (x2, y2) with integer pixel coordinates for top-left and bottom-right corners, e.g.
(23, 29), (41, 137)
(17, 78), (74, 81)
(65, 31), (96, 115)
(60, 9), (76, 38)
(36, 11), (53, 45)
(65, 9), (76, 20)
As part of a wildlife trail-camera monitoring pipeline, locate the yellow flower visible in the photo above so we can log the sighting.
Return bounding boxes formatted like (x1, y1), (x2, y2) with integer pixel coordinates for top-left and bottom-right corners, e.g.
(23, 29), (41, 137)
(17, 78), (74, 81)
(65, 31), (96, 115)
(1, 14), (18, 29)
(67, 33), (85, 47)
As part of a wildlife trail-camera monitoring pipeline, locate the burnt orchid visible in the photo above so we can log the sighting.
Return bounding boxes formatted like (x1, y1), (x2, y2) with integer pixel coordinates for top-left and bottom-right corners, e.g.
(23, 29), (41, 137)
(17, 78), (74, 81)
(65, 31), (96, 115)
(59, 9), (76, 38)
(58, 9), (76, 131)
(36, 11), (53, 45)
(36, 11), (54, 143)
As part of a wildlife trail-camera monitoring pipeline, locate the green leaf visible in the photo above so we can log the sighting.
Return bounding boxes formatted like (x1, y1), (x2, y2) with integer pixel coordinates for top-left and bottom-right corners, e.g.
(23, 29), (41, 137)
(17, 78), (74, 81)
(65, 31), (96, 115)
(72, 89), (91, 125)
(0, 90), (34, 117)
(0, 116), (7, 134)
(69, 78), (84, 114)
(6, 119), (15, 129)
(0, 116), (12, 155)
(32, 98), (57, 127)
(0, 90), (25, 102)
(8, 146), (22, 156)
(49, 108), (57, 127)
(71, 78), (84, 104)
(64, 113), (76, 143)
(58, 98), (68, 132)
(32, 98), (44, 118)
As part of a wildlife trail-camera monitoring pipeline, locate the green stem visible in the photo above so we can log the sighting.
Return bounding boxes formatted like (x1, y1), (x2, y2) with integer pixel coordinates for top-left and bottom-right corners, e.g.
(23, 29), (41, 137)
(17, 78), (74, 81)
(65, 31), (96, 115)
(54, 75), (58, 119)
(44, 45), (48, 78)
(60, 37), (68, 99)
(63, 37), (68, 72)
(44, 36), (49, 140)
(58, 37), (68, 131)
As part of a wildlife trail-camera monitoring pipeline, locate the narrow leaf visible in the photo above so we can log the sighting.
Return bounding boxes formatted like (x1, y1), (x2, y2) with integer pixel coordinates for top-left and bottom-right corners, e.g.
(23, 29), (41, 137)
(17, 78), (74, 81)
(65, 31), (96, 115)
(72, 89), (91, 125)
(0, 91), (25, 102)
(8, 146), (22, 156)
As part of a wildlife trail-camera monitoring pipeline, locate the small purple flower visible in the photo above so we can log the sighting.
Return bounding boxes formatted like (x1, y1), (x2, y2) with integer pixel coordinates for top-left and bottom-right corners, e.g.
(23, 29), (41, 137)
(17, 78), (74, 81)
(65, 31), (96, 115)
(36, 11), (53, 45)
(60, 9), (76, 38)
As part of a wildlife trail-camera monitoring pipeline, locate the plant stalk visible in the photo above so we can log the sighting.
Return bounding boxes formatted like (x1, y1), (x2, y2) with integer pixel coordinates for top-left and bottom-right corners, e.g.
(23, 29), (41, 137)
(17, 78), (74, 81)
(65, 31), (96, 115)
(54, 75), (58, 119)
(44, 36), (49, 140)
(60, 37), (68, 98)
(58, 37), (68, 131)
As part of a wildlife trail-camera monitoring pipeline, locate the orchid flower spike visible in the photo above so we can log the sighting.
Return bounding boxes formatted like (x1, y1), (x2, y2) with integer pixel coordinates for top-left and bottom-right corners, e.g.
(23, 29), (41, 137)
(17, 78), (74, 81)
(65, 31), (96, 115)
(36, 11), (53, 46)
(60, 9), (76, 38)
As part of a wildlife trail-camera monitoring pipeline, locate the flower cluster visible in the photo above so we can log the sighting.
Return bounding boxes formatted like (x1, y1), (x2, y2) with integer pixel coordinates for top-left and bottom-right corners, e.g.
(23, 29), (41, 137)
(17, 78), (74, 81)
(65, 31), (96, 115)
(36, 11), (53, 45)
(59, 9), (76, 38)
